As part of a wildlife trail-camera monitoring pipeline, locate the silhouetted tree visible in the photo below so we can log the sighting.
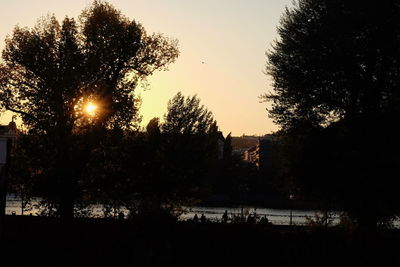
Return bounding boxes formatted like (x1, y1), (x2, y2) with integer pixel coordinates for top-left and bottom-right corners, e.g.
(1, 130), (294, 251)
(0, 1), (179, 218)
(159, 92), (219, 213)
(162, 92), (215, 134)
(222, 133), (232, 164)
(263, 0), (400, 228)
(146, 117), (162, 137)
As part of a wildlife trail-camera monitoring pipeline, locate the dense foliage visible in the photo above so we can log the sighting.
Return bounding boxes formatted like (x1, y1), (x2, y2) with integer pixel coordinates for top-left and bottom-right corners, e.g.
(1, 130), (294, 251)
(264, 0), (400, 227)
(0, 1), (179, 218)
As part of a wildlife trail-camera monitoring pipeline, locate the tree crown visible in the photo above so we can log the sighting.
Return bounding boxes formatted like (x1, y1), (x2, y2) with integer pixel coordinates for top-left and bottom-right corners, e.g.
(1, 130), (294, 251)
(264, 0), (400, 131)
(162, 92), (216, 135)
(0, 1), (179, 134)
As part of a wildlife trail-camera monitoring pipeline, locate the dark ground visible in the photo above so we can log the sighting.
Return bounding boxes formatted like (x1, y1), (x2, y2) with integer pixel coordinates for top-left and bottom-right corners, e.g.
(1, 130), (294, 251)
(1, 215), (400, 267)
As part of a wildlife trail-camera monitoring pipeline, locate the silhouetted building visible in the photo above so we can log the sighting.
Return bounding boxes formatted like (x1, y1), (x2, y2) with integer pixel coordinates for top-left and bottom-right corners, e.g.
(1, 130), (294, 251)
(243, 146), (258, 166)
(231, 135), (260, 156)
(258, 138), (275, 172)
(0, 120), (18, 168)
(0, 120), (18, 140)
(243, 135), (279, 172)
(1, 120), (18, 219)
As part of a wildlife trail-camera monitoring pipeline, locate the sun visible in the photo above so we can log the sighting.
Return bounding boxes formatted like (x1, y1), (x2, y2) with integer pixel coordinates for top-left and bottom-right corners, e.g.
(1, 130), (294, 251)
(85, 102), (98, 117)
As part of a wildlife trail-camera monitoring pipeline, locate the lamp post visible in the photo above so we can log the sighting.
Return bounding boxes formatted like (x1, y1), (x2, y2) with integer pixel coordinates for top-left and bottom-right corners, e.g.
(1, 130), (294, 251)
(289, 193), (294, 226)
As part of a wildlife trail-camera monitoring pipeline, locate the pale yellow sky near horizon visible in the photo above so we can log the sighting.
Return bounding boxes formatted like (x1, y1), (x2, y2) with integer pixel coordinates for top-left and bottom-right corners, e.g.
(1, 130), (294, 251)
(0, 0), (293, 136)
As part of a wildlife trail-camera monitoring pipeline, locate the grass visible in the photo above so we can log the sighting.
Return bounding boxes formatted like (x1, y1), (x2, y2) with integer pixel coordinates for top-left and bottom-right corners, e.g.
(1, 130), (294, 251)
(1, 215), (400, 266)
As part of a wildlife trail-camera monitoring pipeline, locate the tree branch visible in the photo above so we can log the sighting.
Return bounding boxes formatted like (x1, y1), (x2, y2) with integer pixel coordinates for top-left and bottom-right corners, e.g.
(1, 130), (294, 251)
(4, 104), (39, 123)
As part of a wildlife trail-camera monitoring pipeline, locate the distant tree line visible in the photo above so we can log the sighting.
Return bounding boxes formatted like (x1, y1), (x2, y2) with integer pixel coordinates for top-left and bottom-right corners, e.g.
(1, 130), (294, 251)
(0, 0), (289, 217)
(6, 93), (293, 219)
(6, 89), (232, 218)
(0, 1), (223, 219)
(7, 91), (290, 218)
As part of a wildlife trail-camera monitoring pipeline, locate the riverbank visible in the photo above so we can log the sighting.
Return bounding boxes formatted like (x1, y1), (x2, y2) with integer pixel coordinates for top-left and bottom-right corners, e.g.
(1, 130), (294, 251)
(5, 196), (341, 226)
(1, 215), (400, 266)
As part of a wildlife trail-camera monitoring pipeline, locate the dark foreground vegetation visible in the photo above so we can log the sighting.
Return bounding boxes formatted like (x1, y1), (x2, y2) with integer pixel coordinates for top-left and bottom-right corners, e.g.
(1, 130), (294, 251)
(2, 215), (400, 267)
(2, 1), (400, 265)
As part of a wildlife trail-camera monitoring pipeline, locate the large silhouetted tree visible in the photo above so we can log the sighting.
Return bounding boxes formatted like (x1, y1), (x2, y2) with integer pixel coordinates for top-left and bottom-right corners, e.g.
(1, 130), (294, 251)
(0, 1), (179, 218)
(264, 0), (400, 228)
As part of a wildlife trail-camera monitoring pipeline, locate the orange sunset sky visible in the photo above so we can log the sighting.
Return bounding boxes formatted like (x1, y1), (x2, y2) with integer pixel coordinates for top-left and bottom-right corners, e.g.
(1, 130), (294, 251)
(0, 0), (294, 136)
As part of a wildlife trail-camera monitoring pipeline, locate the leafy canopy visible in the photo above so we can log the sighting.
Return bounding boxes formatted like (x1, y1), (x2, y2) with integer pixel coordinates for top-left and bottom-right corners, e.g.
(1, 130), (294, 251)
(0, 1), (179, 133)
(162, 92), (215, 135)
(0, 1), (179, 218)
(264, 0), (400, 225)
(264, 0), (400, 131)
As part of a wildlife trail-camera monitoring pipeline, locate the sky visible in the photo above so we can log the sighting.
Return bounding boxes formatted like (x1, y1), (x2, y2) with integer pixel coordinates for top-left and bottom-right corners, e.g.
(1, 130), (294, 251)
(0, 0), (293, 136)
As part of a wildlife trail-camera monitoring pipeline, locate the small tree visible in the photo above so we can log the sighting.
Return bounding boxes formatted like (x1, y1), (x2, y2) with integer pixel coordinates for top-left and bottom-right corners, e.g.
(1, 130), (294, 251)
(162, 92), (215, 135)
(158, 92), (219, 213)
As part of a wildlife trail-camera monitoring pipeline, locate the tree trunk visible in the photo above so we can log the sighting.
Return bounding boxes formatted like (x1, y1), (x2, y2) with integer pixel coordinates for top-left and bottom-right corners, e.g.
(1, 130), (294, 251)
(0, 167), (7, 239)
(356, 211), (378, 266)
(57, 164), (76, 220)
(0, 139), (12, 239)
(59, 189), (75, 220)
(358, 211), (378, 232)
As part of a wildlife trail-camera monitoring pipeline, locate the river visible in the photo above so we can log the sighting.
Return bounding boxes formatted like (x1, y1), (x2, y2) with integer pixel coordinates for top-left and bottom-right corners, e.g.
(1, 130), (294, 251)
(5, 195), (400, 227)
